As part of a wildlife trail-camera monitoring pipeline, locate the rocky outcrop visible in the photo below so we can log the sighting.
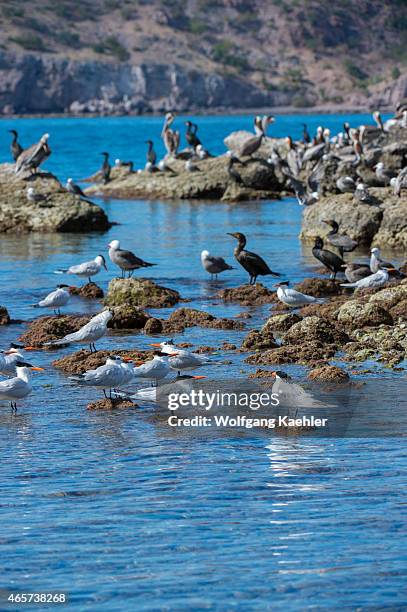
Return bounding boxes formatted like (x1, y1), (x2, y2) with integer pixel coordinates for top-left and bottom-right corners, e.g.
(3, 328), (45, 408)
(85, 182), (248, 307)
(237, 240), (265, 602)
(308, 365), (349, 381)
(68, 282), (104, 299)
(218, 283), (277, 306)
(104, 278), (180, 309)
(241, 328), (278, 351)
(0, 165), (110, 233)
(53, 348), (149, 374)
(163, 308), (244, 332)
(337, 301), (393, 330)
(87, 398), (135, 410)
(19, 315), (90, 347)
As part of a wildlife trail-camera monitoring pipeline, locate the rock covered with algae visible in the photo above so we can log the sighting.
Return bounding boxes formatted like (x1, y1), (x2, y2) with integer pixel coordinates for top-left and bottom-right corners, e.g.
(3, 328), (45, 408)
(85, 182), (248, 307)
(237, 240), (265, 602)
(104, 278), (180, 309)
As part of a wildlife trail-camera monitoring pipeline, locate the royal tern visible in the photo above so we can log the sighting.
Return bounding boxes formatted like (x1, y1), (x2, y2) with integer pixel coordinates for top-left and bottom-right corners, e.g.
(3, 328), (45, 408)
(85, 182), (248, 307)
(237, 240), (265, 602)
(150, 343), (219, 375)
(201, 250), (234, 280)
(32, 285), (70, 316)
(115, 375), (206, 403)
(340, 268), (389, 289)
(0, 346), (34, 376)
(45, 309), (113, 352)
(0, 360), (44, 411)
(69, 355), (132, 398)
(276, 281), (324, 308)
(55, 254), (107, 284)
(149, 341), (176, 355)
(108, 240), (156, 278)
(228, 232), (280, 285)
(132, 353), (175, 383)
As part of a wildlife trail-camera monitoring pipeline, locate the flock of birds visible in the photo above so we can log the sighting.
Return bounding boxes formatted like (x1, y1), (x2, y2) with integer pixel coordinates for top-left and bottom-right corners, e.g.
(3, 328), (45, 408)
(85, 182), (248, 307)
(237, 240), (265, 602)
(2, 107), (406, 411)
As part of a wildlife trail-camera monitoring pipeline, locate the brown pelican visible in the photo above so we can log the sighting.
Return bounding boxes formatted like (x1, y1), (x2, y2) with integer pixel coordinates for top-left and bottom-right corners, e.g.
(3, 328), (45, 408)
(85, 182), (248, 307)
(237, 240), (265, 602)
(312, 237), (344, 279)
(145, 140), (157, 166)
(108, 240), (156, 278)
(302, 142), (326, 163)
(323, 220), (358, 258)
(227, 156), (245, 185)
(227, 232), (280, 285)
(201, 250), (234, 279)
(8, 130), (23, 161)
(66, 178), (86, 197)
(351, 129), (363, 162)
(185, 121), (201, 150)
(15, 133), (51, 175)
(392, 167), (407, 197)
(101, 152), (111, 183)
(373, 111), (384, 132)
(161, 112), (180, 157)
(238, 122), (264, 158)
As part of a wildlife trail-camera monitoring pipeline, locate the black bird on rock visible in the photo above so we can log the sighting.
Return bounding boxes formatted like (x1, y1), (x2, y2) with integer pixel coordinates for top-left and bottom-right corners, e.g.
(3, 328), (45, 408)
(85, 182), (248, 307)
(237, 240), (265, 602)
(227, 156), (245, 186)
(323, 219), (358, 258)
(101, 152), (111, 184)
(312, 237), (344, 279)
(8, 130), (23, 161)
(145, 140), (157, 166)
(185, 121), (201, 150)
(227, 232), (280, 285)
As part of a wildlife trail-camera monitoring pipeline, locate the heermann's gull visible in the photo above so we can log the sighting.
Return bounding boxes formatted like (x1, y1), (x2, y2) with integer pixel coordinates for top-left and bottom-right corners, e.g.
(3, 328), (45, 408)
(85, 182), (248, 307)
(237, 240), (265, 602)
(108, 239), (156, 278)
(201, 250), (234, 280)
(227, 232), (280, 285)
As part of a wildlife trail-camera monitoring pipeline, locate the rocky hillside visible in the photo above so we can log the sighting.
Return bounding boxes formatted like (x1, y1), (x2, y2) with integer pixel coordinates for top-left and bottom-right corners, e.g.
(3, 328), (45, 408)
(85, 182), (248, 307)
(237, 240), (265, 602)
(0, 0), (406, 114)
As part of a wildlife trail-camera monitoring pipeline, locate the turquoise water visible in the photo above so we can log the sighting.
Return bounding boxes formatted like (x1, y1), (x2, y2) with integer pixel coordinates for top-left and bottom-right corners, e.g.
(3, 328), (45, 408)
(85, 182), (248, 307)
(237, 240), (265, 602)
(0, 114), (406, 610)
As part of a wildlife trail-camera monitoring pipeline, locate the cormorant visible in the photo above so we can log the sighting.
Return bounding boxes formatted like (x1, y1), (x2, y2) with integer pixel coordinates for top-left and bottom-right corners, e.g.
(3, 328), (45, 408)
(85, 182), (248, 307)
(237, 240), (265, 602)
(302, 123), (311, 144)
(145, 140), (157, 166)
(227, 232), (280, 285)
(185, 121), (201, 150)
(312, 237), (344, 279)
(101, 152), (111, 184)
(8, 129), (23, 161)
(201, 250), (234, 280)
(227, 156), (245, 185)
(108, 240), (156, 278)
(323, 220), (358, 258)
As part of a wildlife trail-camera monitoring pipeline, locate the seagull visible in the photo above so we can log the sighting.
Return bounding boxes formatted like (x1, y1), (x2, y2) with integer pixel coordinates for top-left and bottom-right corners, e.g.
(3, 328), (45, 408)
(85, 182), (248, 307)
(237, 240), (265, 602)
(341, 263), (372, 283)
(32, 285), (70, 316)
(26, 187), (47, 203)
(69, 355), (132, 398)
(369, 247), (403, 277)
(375, 162), (397, 186)
(15, 133), (51, 175)
(66, 178), (86, 197)
(275, 281), (324, 308)
(55, 254), (107, 284)
(201, 250), (234, 279)
(45, 310), (113, 352)
(353, 183), (375, 205)
(0, 360), (44, 412)
(108, 240), (156, 278)
(336, 176), (356, 193)
(340, 268), (389, 289)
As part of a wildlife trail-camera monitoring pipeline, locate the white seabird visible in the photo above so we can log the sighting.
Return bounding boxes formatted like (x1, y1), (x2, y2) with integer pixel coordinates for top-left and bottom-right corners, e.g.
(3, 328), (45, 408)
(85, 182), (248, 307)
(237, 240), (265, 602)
(341, 268), (389, 289)
(0, 360), (44, 411)
(0, 346), (35, 376)
(26, 187), (47, 202)
(66, 178), (86, 197)
(276, 281), (324, 308)
(55, 254), (107, 283)
(201, 250), (234, 279)
(69, 355), (130, 398)
(33, 285), (70, 315)
(45, 309), (113, 352)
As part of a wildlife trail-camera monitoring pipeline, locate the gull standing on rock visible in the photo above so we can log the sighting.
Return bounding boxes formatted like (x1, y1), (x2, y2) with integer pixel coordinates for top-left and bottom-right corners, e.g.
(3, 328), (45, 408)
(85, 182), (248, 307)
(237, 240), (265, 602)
(108, 240), (156, 278)
(26, 187), (47, 203)
(228, 232), (280, 285)
(45, 309), (113, 352)
(276, 281), (324, 308)
(0, 360), (44, 412)
(201, 250), (234, 280)
(375, 162), (396, 186)
(32, 285), (70, 316)
(369, 247), (403, 277)
(391, 167), (407, 197)
(66, 178), (86, 197)
(336, 176), (356, 193)
(55, 254), (107, 284)
(341, 268), (389, 289)
(15, 133), (51, 175)
(0, 346), (35, 376)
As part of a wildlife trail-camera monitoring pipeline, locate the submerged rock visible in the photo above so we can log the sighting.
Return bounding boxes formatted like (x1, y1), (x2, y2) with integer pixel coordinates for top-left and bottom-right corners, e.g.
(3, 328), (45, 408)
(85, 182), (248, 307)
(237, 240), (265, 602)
(308, 365), (350, 382)
(283, 316), (349, 346)
(105, 278), (180, 308)
(0, 164), (110, 233)
(87, 398), (135, 410)
(164, 307), (244, 332)
(337, 301), (393, 330)
(241, 328), (278, 351)
(262, 312), (302, 333)
(0, 306), (10, 325)
(218, 283), (276, 306)
(68, 282), (104, 299)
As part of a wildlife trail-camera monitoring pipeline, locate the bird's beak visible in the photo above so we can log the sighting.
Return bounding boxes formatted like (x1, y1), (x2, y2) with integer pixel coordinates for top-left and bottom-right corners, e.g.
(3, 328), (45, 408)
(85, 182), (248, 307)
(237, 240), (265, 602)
(103, 263), (108, 271)
(122, 356), (134, 362)
(271, 371), (277, 377)
(192, 375), (207, 379)
(23, 346), (36, 351)
(227, 232), (236, 238)
(31, 366), (45, 371)
(135, 360), (145, 366)
(340, 264), (347, 269)
(149, 343), (162, 347)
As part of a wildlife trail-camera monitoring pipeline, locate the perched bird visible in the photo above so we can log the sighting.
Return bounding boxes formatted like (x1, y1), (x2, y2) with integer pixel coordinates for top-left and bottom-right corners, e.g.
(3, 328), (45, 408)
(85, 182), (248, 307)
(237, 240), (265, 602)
(312, 237), (345, 279)
(201, 250), (234, 280)
(341, 263), (372, 283)
(323, 219), (358, 258)
(185, 121), (201, 150)
(131, 353), (175, 384)
(375, 162), (396, 185)
(66, 178), (86, 197)
(101, 152), (111, 183)
(149, 341), (176, 355)
(45, 309), (113, 352)
(55, 254), (107, 284)
(295, 189), (319, 207)
(32, 285), (70, 316)
(238, 130), (264, 158)
(302, 123), (311, 144)
(336, 176), (356, 193)
(15, 133), (51, 175)
(167, 350), (219, 376)
(161, 112), (180, 157)
(392, 167), (407, 197)
(354, 182), (375, 205)
(26, 187), (47, 203)
(341, 268), (389, 289)
(0, 360), (44, 412)
(275, 281), (324, 308)
(369, 247), (403, 277)
(145, 140), (157, 166)
(185, 160), (200, 172)
(8, 129), (23, 161)
(196, 144), (210, 160)
(108, 240), (156, 278)
(69, 355), (131, 398)
(227, 155), (245, 185)
(302, 143), (326, 163)
(0, 347), (34, 377)
(227, 232), (280, 285)
(115, 374), (206, 403)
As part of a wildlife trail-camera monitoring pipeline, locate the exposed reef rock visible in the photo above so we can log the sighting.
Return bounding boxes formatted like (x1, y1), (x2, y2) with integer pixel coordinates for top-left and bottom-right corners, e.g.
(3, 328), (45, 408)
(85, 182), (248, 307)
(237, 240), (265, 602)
(68, 282), (104, 299)
(53, 348), (150, 374)
(283, 316), (349, 347)
(105, 278), (180, 308)
(308, 365), (350, 381)
(241, 328), (278, 351)
(0, 164), (110, 233)
(108, 306), (150, 330)
(19, 315), (90, 347)
(87, 399), (135, 410)
(245, 342), (336, 366)
(262, 312), (302, 333)
(218, 283), (277, 306)
(163, 307), (244, 332)
(337, 301), (393, 330)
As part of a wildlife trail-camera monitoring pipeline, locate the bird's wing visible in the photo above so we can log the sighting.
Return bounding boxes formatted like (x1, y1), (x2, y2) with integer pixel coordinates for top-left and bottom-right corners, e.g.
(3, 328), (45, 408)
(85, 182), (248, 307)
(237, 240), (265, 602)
(116, 249), (146, 267)
(68, 260), (96, 275)
(39, 290), (58, 307)
(84, 364), (121, 385)
(0, 377), (26, 395)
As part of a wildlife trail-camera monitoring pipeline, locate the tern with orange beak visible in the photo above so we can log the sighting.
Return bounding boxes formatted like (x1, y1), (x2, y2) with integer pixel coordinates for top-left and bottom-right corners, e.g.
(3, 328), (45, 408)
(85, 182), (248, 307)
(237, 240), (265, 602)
(0, 360), (44, 412)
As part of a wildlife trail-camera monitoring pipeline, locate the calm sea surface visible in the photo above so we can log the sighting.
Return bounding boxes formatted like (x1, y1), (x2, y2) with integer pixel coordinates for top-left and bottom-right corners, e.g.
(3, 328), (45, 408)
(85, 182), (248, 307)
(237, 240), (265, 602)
(0, 113), (406, 610)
